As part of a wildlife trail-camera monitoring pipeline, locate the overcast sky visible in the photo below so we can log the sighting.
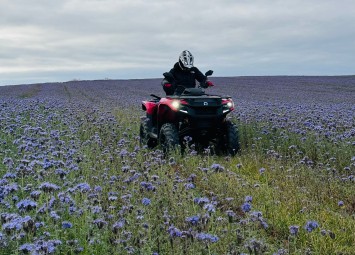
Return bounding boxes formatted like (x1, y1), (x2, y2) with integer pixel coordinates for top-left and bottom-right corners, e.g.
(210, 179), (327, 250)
(1, 0), (354, 86)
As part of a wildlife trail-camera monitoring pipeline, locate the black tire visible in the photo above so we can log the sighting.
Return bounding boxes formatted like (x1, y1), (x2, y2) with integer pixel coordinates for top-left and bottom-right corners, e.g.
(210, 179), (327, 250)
(140, 117), (157, 148)
(159, 123), (179, 154)
(221, 120), (240, 155)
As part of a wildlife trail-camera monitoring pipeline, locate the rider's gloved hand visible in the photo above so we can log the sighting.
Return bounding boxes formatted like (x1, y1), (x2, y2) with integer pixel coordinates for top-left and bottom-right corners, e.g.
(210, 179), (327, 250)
(206, 81), (214, 87)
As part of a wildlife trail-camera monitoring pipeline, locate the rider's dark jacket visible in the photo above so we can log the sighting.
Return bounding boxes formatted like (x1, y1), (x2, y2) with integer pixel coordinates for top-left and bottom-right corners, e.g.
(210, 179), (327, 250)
(162, 62), (208, 95)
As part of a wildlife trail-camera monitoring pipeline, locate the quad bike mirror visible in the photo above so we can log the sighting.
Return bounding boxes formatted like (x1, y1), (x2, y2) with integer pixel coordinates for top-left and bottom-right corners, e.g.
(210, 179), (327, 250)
(163, 72), (174, 82)
(205, 70), (213, 76)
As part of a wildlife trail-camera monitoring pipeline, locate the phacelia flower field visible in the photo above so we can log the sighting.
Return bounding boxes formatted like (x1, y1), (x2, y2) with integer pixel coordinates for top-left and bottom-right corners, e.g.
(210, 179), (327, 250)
(0, 76), (354, 254)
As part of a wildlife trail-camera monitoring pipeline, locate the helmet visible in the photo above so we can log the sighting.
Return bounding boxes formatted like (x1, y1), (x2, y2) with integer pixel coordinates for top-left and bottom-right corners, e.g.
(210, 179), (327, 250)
(179, 50), (194, 69)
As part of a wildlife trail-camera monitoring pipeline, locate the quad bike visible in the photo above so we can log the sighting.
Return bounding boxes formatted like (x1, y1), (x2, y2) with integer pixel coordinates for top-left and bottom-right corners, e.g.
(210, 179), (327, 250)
(140, 70), (240, 155)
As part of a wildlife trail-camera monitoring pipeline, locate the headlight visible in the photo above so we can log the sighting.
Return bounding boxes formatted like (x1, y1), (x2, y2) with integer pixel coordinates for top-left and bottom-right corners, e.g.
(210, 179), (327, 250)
(171, 100), (180, 110)
(227, 100), (234, 108)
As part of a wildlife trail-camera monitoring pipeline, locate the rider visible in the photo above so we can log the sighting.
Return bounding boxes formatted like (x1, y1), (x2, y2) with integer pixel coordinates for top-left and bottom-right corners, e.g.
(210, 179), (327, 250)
(162, 50), (214, 95)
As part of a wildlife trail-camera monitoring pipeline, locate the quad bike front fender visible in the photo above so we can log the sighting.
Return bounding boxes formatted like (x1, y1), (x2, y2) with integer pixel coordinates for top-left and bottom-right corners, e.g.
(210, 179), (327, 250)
(157, 104), (178, 125)
(142, 101), (157, 115)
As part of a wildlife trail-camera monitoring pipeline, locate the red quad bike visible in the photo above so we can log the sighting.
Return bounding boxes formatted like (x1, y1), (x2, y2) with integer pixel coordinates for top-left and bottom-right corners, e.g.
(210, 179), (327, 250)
(140, 70), (240, 155)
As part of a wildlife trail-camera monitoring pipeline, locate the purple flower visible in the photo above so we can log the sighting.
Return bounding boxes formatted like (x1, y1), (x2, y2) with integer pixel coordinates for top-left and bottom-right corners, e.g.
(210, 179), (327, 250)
(3, 172), (17, 179)
(260, 220), (269, 229)
(187, 174), (197, 182)
(142, 198), (151, 206)
(108, 196), (118, 201)
(35, 222), (44, 229)
(93, 219), (108, 229)
(112, 219), (125, 233)
(304, 220), (319, 232)
(186, 215), (200, 225)
(338, 200), (344, 207)
(91, 206), (102, 214)
(30, 190), (42, 200)
(58, 192), (74, 205)
(241, 202), (252, 212)
(50, 211), (61, 220)
(225, 210), (236, 218)
(259, 168), (266, 174)
(16, 199), (37, 211)
(184, 183), (195, 190)
(250, 211), (263, 219)
(203, 203), (216, 213)
(194, 197), (210, 205)
(195, 232), (219, 243)
(3, 183), (18, 195)
(289, 225), (299, 236)
(94, 185), (102, 193)
(168, 225), (182, 238)
(245, 195), (253, 203)
(62, 221), (73, 229)
(140, 181), (156, 191)
(74, 183), (91, 193)
(210, 163), (225, 172)
(39, 182), (60, 192)
(55, 168), (68, 178)
(33, 239), (62, 253)
(19, 243), (35, 253)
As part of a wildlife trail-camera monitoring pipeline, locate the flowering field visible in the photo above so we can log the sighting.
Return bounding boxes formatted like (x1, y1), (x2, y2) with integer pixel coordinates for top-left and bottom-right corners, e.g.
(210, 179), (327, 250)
(0, 76), (354, 254)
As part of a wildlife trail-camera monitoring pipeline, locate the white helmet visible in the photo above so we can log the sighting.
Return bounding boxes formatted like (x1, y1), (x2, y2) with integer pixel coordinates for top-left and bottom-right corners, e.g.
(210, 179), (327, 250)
(179, 50), (194, 69)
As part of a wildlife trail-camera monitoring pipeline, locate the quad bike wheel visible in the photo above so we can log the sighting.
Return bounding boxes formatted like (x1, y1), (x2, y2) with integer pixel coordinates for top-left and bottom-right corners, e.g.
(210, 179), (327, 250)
(221, 120), (240, 155)
(159, 123), (179, 154)
(140, 117), (157, 148)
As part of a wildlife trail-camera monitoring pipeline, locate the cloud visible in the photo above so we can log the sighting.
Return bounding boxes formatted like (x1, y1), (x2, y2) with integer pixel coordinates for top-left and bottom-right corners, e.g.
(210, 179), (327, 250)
(1, 0), (355, 85)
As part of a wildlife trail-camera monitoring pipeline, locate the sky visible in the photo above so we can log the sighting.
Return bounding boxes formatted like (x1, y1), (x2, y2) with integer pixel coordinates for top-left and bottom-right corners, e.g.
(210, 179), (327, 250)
(1, 0), (355, 86)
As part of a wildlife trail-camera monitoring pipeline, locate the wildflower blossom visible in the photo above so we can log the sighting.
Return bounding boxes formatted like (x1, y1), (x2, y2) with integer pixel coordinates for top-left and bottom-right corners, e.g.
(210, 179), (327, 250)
(94, 185), (102, 192)
(304, 220), (319, 232)
(55, 169), (68, 178)
(242, 202), (252, 213)
(93, 219), (108, 229)
(250, 211), (263, 220)
(210, 163), (225, 172)
(142, 198), (151, 206)
(140, 181), (156, 191)
(245, 195), (253, 203)
(3, 172), (17, 179)
(62, 221), (73, 229)
(74, 183), (91, 193)
(108, 196), (118, 201)
(225, 210), (236, 218)
(187, 174), (197, 182)
(38, 182), (60, 192)
(30, 190), (42, 200)
(184, 183), (195, 190)
(195, 232), (219, 243)
(194, 197), (210, 205)
(168, 225), (182, 238)
(58, 192), (74, 205)
(19, 243), (35, 253)
(186, 215), (200, 225)
(16, 199), (37, 211)
(112, 219), (125, 233)
(91, 206), (102, 214)
(35, 222), (44, 229)
(50, 211), (61, 220)
(203, 203), (216, 213)
(3, 183), (18, 195)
